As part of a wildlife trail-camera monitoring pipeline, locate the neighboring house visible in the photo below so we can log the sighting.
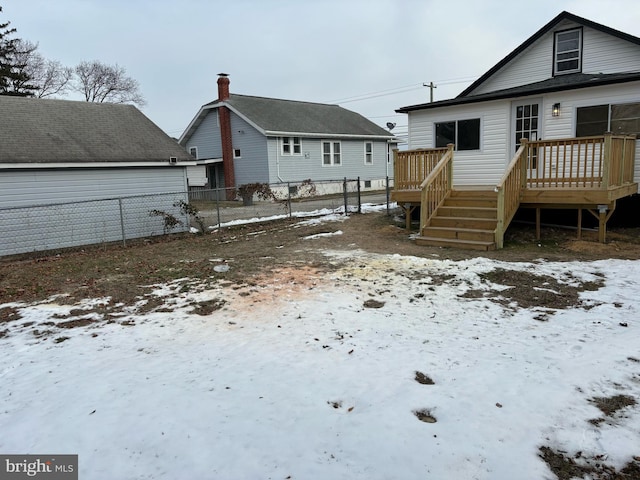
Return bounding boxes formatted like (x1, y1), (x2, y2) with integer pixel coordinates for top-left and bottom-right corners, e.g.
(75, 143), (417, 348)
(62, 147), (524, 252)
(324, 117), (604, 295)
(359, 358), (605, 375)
(393, 11), (639, 250)
(0, 96), (195, 256)
(179, 74), (398, 196)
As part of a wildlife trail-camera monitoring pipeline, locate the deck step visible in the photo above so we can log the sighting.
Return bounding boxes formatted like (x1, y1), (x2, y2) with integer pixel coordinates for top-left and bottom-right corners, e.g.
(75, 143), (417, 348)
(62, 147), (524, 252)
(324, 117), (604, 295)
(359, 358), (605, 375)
(415, 236), (496, 251)
(422, 226), (495, 242)
(435, 206), (498, 219)
(430, 216), (497, 230)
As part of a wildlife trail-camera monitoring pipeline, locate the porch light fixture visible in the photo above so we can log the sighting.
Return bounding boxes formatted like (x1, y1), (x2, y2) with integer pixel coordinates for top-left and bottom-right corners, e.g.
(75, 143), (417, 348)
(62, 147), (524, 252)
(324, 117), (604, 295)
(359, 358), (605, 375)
(552, 103), (561, 117)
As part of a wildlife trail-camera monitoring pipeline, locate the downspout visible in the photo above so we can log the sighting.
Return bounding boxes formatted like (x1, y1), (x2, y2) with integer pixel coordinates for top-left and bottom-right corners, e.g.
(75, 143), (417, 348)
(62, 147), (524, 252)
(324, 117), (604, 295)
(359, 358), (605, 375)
(276, 136), (284, 183)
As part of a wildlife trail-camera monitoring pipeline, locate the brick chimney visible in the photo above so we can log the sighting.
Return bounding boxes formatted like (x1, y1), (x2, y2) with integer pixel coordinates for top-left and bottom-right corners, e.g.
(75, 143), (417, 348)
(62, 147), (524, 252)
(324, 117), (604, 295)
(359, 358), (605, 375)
(217, 73), (235, 198)
(217, 72), (230, 101)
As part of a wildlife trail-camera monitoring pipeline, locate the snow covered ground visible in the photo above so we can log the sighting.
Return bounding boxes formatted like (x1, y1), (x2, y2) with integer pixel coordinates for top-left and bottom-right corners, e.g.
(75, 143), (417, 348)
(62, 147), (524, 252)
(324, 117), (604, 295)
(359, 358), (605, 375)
(1, 211), (639, 479)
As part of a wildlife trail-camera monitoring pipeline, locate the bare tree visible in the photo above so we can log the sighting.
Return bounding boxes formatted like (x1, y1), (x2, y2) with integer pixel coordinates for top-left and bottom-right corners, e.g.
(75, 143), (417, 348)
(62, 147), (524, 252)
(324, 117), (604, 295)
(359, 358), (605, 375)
(74, 60), (145, 106)
(12, 39), (72, 98)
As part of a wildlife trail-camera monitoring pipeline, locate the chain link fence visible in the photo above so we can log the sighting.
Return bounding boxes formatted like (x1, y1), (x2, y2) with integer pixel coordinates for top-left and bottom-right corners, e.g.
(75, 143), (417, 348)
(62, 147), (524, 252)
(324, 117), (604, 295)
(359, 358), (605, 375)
(0, 177), (394, 257)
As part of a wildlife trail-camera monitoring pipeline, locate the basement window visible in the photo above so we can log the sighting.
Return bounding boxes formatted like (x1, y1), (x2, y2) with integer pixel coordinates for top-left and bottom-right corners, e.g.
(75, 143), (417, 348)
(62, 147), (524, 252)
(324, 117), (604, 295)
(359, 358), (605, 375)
(554, 28), (582, 75)
(435, 118), (480, 150)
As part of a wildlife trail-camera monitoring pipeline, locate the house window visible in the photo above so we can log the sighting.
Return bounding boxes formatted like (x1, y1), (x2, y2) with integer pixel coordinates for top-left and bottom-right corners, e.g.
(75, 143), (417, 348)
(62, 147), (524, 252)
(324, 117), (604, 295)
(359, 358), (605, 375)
(435, 118), (480, 150)
(189, 147), (198, 159)
(576, 103), (640, 137)
(576, 105), (608, 137)
(282, 136), (301, 155)
(554, 28), (582, 75)
(322, 141), (341, 166)
(233, 148), (241, 158)
(364, 142), (373, 164)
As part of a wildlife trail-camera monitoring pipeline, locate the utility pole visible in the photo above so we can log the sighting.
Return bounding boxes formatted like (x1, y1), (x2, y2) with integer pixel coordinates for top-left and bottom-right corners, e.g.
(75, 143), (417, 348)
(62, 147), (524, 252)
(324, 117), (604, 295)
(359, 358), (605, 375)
(423, 81), (437, 102)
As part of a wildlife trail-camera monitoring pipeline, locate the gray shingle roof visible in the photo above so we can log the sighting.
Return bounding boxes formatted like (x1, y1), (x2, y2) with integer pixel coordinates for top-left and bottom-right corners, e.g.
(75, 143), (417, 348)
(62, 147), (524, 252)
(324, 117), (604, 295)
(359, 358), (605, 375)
(180, 94), (395, 144)
(0, 96), (192, 164)
(223, 94), (393, 137)
(397, 72), (640, 113)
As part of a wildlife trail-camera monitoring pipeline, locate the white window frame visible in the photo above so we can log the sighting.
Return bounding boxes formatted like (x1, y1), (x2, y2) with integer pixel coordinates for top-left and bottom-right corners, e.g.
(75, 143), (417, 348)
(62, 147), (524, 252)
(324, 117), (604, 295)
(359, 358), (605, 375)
(364, 142), (373, 165)
(282, 136), (302, 156)
(233, 148), (241, 159)
(322, 141), (341, 166)
(189, 146), (198, 159)
(554, 28), (582, 76)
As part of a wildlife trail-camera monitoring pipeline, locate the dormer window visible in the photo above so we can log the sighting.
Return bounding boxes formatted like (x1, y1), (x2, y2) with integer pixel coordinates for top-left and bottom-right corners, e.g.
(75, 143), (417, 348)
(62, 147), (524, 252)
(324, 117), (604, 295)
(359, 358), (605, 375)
(554, 28), (582, 75)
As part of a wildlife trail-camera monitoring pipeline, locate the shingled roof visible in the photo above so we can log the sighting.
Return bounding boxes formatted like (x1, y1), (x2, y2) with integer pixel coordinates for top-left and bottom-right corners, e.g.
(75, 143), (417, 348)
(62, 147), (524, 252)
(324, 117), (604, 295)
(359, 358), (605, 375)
(396, 72), (640, 113)
(180, 94), (394, 144)
(0, 96), (192, 165)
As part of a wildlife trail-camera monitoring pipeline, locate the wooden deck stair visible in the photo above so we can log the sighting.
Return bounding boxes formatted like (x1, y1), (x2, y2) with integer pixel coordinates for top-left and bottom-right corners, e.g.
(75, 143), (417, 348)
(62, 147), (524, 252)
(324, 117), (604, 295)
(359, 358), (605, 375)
(415, 190), (499, 251)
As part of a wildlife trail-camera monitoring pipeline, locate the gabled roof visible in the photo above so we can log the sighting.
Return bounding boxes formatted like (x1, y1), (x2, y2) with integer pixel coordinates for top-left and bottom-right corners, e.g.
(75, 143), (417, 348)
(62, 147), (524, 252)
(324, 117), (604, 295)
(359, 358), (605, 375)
(397, 11), (640, 114)
(458, 11), (640, 98)
(180, 94), (395, 144)
(0, 96), (193, 165)
(396, 72), (640, 113)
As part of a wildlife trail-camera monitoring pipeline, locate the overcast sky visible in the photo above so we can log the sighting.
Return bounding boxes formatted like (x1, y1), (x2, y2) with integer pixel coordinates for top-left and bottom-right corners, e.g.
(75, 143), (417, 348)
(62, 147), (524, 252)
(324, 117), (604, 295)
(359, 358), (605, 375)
(4, 0), (640, 141)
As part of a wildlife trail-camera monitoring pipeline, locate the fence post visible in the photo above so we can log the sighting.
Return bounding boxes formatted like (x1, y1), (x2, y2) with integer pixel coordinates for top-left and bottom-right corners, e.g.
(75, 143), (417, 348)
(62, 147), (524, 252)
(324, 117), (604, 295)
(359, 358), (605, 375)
(357, 177), (361, 214)
(118, 198), (126, 246)
(386, 176), (390, 216)
(343, 177), (348, 215)
(287, 182), (292, 218)
(215, 188), (221, 228)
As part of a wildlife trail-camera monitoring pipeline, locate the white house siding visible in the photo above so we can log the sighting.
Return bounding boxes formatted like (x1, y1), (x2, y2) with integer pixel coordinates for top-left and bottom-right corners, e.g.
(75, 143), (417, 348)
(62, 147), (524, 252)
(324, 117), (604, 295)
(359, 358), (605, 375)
(407, 100), (509, 185)
(0, 167), (189, 256)
(267, 137), (391, 184)
(185, 110), (221, 160)
(231, 113), (270, 186)
(470, 21), (640, 96)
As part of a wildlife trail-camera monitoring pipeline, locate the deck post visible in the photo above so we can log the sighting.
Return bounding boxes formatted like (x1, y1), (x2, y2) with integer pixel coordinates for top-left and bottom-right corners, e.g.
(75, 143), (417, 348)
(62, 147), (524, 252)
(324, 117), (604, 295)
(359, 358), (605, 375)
(393, 149), (400, 189)
(447, 143), (454, 187)
(520, 139), (529, 189)
(602, 133), (612, 189)
(535, 208), (541, 240)
(577, 208), (582, 240)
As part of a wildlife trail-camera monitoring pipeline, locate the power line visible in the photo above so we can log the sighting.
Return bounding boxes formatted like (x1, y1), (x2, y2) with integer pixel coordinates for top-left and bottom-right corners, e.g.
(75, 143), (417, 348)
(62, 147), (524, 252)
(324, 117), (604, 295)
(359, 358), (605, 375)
(329, 75), (479, 105)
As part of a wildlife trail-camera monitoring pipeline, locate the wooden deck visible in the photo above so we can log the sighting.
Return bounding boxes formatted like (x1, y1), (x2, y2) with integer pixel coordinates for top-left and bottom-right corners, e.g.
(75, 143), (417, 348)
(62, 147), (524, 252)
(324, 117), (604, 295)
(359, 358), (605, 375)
(392, 134), (637, 249)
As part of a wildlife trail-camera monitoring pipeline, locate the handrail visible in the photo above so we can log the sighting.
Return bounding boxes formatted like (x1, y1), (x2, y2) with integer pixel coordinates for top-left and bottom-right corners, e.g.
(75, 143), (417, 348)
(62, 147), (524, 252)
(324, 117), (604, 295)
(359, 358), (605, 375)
(495, 140), (528, 249)
(419, 144), (454, 234)
(393, 147), (450, 191)
(523, 134), (636, 189)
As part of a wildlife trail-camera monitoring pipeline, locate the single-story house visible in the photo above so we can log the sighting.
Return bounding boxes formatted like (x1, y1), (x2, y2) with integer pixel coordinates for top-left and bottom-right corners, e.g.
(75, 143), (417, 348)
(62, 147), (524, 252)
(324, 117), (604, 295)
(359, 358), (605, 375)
(393, 11), (639, 250)
(0, 96), (195, 256)
(179, 74), (398, 198)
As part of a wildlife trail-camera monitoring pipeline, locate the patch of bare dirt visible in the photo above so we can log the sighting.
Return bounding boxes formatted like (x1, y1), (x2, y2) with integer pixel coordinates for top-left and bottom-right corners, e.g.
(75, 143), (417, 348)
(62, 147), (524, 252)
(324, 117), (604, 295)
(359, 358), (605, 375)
(539, 447), (640, 480)
(1, 210), (639, 311)
(461, 268), (604, 311)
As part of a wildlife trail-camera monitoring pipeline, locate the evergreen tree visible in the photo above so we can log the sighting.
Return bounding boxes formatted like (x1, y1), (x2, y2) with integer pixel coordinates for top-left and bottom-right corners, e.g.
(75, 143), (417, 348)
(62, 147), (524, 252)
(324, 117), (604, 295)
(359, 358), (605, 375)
(0, 6), (36, 96)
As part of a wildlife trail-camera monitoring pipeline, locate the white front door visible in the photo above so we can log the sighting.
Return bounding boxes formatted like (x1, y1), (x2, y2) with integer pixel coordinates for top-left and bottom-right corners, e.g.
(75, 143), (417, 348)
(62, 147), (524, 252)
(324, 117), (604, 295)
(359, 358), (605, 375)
(512, 100), (540, 172)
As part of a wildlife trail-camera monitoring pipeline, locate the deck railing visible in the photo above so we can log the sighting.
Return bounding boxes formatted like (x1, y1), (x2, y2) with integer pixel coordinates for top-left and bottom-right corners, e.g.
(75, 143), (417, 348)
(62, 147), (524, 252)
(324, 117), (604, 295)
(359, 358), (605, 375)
(419, 144), (454, 233)
(394, 147), (450, 191)
(525, 134), (636, 189)
(495, 141), (528, 249)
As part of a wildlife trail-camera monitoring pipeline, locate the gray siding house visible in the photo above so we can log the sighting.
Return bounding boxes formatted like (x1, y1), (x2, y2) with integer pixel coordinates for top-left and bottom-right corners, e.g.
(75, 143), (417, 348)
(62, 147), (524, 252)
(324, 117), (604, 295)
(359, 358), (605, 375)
(0, 96), (195, 256)
(179, 75), (397, 194)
